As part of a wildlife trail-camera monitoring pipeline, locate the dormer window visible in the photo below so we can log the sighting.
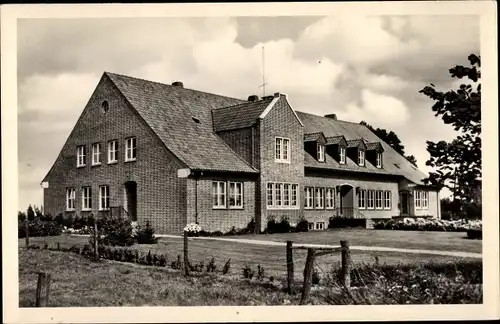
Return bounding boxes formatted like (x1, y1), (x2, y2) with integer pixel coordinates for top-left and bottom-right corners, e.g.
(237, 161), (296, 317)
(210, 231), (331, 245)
(317, 144), (325, 162)
(358, 150), (365, 166)
(339, 147), (346, 164)
(376, 152), (382, 168)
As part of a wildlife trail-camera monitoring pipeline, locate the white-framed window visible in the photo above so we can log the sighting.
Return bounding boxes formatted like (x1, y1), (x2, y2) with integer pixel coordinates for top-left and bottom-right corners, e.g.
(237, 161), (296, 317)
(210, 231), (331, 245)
(414, 190), (422, 209)
(77, 145), (86, 167)
(375, 190), (383, 209)
(304, 187), (314, 209)
(326, 188), (335, 209)
(275, 137), (290, 163)
(315, 222), (325, 230)
(267, 183), (274, 207)
(66, 188), (75, 211)
(421, 191), (429, 209)
(339, 146), (346, 164)
(308, 222), (315, 231)
(212, 181), (226, 208)
(315, 188), (324, 209)
(82, 187), (92, 211)
(229, 182), (243, 209)
(358, 189), (366, 209)
(92, 143), (101, 166)
(283, 184), (290, 207)
(291, 184), (298, 207)
(317, 144), (325, 162)
(267, 182), (299, 209)
(384, 190), (391, 210)
(358, 150), (365, 166)
(108, 140), (118, 163)
(125, 137), (137, 162)
(99, 185), (109, 211)
(367, 190), (375, 209)
(376, 153), (383, 168)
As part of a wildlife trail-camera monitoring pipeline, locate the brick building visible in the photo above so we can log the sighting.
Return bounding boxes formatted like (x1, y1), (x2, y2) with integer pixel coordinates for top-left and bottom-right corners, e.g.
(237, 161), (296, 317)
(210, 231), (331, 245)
(42, 72), (441, 233)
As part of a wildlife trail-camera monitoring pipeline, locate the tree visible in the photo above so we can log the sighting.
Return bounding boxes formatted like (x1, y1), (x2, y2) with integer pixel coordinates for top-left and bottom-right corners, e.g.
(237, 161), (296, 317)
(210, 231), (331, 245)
(360, 121), (418, 167)
(27, 205), (35, 221)
(419, 54), (481, 205)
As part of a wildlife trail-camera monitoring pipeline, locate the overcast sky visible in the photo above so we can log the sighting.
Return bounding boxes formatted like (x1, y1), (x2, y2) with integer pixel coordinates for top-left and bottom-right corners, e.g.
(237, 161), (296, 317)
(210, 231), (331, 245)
(17, 15), (479, 211)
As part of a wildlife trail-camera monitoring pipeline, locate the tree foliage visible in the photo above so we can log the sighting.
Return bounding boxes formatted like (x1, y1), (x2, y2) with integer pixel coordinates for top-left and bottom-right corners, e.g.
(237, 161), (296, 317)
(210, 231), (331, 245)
(419, 54), (481, 204)
(360, 121), (418, 167)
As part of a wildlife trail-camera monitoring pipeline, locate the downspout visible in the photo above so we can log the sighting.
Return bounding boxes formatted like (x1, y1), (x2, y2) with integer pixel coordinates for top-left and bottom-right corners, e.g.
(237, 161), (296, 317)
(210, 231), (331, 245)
(195, 172), (199, 224)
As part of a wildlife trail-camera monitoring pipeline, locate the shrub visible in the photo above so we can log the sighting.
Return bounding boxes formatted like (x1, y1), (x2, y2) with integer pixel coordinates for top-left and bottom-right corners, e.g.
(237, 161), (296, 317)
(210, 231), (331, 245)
(206, 257), (217, 273)
(54, 213), (65, 226)
(246, 219), (257, 234)
(73, 215), (86, 230)
(85, 214), (95, 227)
(222, 259), (231, 275)
(257, 265), (265, 281)
(96, 216), (135, 247)
(63, 214), (74, 229)
(243, 264), (255, 279)
(312, 268), (320, 285)
(18, 211), (26, 222)
(184, 223), (202, 237)
(266, 217), (291, 234)
(18, 219), (63, 238)
(135, 220), (159, 244)
(373, 218), (481, 232)
(296, 219), (309, 232)
(27, 205), (35, 221)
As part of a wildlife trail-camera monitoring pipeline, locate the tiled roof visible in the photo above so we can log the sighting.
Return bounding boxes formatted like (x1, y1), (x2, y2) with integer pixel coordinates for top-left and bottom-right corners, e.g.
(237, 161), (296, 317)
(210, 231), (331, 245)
(326, 135), (346, 145)
(366, 142), (383, 151)
(105, 72), (257, 173)
(212, 98), (273, 132)
(347, 139), (365, 148)
(296, 111), (428, 184)
(304, 132), (323, 142)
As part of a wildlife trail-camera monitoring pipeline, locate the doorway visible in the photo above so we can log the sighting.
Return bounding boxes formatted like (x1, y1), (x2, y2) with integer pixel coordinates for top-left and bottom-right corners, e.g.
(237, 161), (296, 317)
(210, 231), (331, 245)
(124, 181), (137, 221)
(401, 192), (410, 215)
(339, 185), (354, 218)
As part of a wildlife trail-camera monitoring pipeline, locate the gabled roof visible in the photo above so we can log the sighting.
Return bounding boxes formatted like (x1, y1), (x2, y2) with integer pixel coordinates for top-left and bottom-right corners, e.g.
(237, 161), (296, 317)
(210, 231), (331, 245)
(212, 97), (274, 132)
(304, 132), (326, 143)
(106, 72), (258, 173)
(296, 111), (428, 184)
(346, 139), (367, 150)
(366, 142), (384, 152)
(325, 135), (347, 146)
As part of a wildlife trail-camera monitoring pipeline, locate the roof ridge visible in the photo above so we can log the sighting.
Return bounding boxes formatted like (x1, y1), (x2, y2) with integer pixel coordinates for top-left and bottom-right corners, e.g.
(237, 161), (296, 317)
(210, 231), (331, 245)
(104, 71), (246, 103)
(214, 97), (273, 111)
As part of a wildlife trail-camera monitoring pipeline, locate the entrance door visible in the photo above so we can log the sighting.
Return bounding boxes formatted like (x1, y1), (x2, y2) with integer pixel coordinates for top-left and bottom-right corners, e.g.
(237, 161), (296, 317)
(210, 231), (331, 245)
(339, 185), (354, 218)
(401, 193), (409, 214)
(124, 181), (137, 221)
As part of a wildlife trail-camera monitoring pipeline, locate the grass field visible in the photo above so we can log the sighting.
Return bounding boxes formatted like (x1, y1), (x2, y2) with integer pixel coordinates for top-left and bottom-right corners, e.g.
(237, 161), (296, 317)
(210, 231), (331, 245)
(20, 231), (479, 280)
(224, 229), (482, 253)
(19, 248), (482, 307)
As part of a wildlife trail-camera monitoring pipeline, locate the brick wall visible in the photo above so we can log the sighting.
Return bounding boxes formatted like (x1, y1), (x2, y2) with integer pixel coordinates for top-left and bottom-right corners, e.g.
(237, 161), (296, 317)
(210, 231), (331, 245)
(217, 127), (256, 168)
(258, 95), (304, 230)
(43, 74), (188, 234)
(186, 173), (256, 232)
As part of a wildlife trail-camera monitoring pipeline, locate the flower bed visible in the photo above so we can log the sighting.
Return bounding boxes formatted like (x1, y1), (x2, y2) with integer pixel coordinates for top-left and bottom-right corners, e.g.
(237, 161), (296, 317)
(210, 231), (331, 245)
(374, 218), (482, 232)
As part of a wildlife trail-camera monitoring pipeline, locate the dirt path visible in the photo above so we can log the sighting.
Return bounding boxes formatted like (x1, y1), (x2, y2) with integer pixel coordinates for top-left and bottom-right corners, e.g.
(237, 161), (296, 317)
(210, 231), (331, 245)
(156, 234), (482, 259)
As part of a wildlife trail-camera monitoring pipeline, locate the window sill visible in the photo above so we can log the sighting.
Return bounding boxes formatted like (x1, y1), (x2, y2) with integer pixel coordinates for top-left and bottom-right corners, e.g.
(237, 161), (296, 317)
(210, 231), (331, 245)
(125, 159), (137, 163)
(229, 207), (244, 210)
(274, 160), (291, 164)
(99, 209), (110, 211)
(107, 161), (118, 165)
(77, 165), (86, 168)
(92, 163), (101, 167)
(65, 209), (75, 212)
(267, 206), (300, 210)
(212, 206), (227, 210)
(326, 207), (335, 210)
(82, 208), (92, 212)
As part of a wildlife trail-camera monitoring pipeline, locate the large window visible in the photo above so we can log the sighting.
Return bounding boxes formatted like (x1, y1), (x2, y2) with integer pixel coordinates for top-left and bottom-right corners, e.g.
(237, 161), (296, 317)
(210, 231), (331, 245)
(77, 145), (86, 167)
(315, 188), (324, 209)
(317, 144), (325, 162)
(414, 190), (422, 209)
(339, 147), (346, 164)
(304, 187), (314, 209)
(92, 143), (101, 166)
(376, 153), (383, 168)
(326, 188), (335, 209)
(99, 185), (110, 211)
(275, 137), (290, 163)
(228, 182), (243, 209)
(82, 187), (92, 211)
(108, 140), (118, 163)
(375, 190), (383, 209)
(367, 190), (375, 209)
(422, 191), (429, 209)
(384, 191), (391, 210)
(358, 150), (365, 166)
(267, 182), (299, 209)
(212, 181), (226, 208)
(66, 188), (75, 211)
(358, 189), (366, 209)
(125, 137), (137, 162)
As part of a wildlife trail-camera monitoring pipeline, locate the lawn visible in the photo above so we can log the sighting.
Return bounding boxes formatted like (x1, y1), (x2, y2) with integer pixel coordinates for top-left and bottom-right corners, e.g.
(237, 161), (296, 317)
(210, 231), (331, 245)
(224, 229), (482, 253)
(20, 234), (478, 281)
(19, 248), (482, 307)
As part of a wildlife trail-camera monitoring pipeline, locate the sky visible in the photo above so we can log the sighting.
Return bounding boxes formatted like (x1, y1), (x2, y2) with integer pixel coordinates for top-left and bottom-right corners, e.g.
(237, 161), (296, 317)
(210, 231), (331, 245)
(17, 15), (480, 211)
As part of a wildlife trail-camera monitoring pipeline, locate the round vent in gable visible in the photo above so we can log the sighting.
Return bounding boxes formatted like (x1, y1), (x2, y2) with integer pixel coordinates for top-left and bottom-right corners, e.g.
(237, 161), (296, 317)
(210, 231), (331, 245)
(101, 100), (109, 114)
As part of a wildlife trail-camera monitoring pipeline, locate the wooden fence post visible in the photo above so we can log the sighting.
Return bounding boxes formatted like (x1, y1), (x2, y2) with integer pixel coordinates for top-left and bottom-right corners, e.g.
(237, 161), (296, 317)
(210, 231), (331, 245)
(340, 240), (351, 288)
(300, 248), (315, 305)
(25, 219), (30, 248)
(35, 272), (51, 307)
(286, 241), (294, 294)
(183, 231), (189, 276)
(93, 219), (99, 261)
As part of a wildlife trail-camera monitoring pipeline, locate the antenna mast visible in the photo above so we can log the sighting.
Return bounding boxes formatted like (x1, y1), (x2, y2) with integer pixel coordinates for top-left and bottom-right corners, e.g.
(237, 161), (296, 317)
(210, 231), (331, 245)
(259, 45), (268, 97)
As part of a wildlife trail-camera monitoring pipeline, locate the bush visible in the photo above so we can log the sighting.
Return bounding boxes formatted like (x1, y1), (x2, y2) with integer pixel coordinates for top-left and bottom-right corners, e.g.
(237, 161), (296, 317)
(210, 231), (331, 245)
(243, 264), (255, 279)
(73, 215), (86, 230)
(63, 214), (74, 229)
(89, 216), (135, 247)
(373, 218), (481, 232)
(296, 219), (309, 232)
(222, 259), (231, 275)
(206, 257), (217, 273)
(18, 219), (63, 238)
(329, 216), (366, 229)
(18, 211), (26, 222)
(266, 217), (291, 234)
(54, 213), (65, 226)
(135, 220), (158, 244)
(246, 219), (257, 234)
(257, 265), (265, 281)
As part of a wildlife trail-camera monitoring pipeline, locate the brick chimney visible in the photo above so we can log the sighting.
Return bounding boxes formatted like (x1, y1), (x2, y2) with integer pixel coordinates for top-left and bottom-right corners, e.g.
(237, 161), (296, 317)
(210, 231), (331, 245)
(324, 114), (337, 120)
(248, 95), (259, 102)
(172, 81), (184, 88)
